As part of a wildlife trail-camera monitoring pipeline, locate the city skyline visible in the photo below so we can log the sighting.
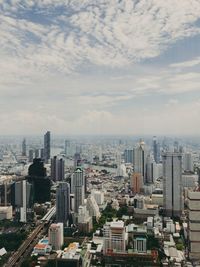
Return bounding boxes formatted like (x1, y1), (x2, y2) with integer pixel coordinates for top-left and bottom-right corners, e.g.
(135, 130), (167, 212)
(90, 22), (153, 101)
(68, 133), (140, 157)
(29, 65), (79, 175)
(1, 1), (200, 135)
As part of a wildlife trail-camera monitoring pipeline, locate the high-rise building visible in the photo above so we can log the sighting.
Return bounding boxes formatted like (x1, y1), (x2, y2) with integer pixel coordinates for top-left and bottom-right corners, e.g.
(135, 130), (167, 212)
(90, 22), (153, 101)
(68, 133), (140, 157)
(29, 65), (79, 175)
(74, 153), (82, 168)
(44, 131), (51, 163)
(103, 221), (126, 255)
(51, 156), (65, 181)
(86, 195), (100, 219)
(130, 173), (143, 195)
(27, 158), (51, 203)
(56, 182), (70, 225)
(153, 136), (160, 163)
(28, 149), (34, 163)
(124, 149), (134, 164)
(77, 204), (93, 233)
(183, 152), (193, 172)
(14, 180), (33, 222)
(22, 138), (26, 156)
(91, 190), (104, 205)
(71, 167), (85, 213)
(146, 154), (154, 184)
(163, 152), (183, 217)
(188, 190), (200, 260)
(48, 223), (64, 250)
(134, 141), (147, 182)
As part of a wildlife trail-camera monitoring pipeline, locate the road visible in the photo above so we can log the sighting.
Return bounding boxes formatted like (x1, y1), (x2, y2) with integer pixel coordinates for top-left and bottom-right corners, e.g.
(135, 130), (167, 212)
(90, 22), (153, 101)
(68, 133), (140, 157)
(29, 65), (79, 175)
(4, 222), (47, 267)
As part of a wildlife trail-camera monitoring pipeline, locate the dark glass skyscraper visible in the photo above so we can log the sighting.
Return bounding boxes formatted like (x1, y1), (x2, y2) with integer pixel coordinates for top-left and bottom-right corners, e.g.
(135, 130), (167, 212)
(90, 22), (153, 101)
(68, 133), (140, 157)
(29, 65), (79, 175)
(44, 131), (51, 163)
(153, 136), (160, 163)
(27, 158), (51, 203)
(56, 182), (70, 225)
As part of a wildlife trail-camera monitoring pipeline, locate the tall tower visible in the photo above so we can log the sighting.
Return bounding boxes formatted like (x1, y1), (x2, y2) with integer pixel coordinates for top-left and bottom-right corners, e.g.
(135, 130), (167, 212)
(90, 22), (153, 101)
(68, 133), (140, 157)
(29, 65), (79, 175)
(22, 138), (26, 157)
(51, 156), (65, 181)
(153, 136), (160, 163)
(134, 140), (147, 182)
(44, 131), (51, 163)
(71, 167), (85, 213)
(163, 152), (183, 217)
(56, 182), (70, 225)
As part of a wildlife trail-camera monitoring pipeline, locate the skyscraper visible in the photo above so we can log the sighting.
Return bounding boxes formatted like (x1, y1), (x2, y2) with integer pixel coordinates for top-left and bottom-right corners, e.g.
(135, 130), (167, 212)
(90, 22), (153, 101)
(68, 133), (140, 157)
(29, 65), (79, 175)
(22, 138), (26, 156)
(27, 158), (51, 203)
(44, 131), (51, 163)
(56, 182), (70, 225)
(134, 140), (147, 182)
(124, 149), (134, 164)
(71, 167), (85, 213)
(163, 152), (183, 217)
(14, 180), (33, 222)
(153, 136), (160, 163)
(51, 156), (65, 181)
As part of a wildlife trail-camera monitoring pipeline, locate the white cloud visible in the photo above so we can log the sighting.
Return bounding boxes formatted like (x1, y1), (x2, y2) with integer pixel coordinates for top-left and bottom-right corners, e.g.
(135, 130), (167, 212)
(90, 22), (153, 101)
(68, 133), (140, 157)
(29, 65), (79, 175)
(170, 57), (200, 68)
(0, 1), (200, 134)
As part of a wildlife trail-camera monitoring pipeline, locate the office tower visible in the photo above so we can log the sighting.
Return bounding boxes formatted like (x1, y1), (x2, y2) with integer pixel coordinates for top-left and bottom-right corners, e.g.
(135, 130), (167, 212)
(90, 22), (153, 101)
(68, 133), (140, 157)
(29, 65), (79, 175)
(130, 173), (143, 194)
(124, 149), (134, 164)
(74, 153), (81, 168)
(134, 140), (147, 182)
(27, 158), (51, 203)
(51, 156), (65, 182)
(188, 190), (200, 260)
(71, 167), (85, 213)
(14, 180), (33, 222)
(152, 136), (160, 163)
(22, 138), (26, 156)
(103, 221), (126, 255)
(28, 149), (34, 163)
(49, 223), (64, 250)
(183, 152), (193, 172)
(146, 154), (154, 184)
(163, 152), (183, 217)
(44, 131), (51, 163)
(56, 182), (70, 225)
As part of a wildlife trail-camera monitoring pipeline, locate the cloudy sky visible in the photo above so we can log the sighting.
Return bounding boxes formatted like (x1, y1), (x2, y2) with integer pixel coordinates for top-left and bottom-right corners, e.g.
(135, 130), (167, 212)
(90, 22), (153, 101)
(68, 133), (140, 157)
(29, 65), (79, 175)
(1, 0), (200, 136)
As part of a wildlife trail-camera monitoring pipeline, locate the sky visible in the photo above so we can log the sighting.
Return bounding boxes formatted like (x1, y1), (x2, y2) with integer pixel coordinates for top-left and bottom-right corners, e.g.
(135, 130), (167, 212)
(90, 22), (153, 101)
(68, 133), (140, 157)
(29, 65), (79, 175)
(1, 0), (200, 136)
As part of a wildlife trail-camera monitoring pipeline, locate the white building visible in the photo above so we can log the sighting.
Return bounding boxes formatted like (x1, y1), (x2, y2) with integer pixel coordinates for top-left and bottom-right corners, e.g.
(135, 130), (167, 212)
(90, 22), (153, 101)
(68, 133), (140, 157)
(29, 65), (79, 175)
(48, 223), (64, 250)
(134, 141), (147, 182)
(71, 167), (85, 213)
(86, 195), (100, 219)
(0, 206), (12, 220)
(103, 221), (126, 255)
(91, 190), (104, 205)
(163, 152), (183, 217)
